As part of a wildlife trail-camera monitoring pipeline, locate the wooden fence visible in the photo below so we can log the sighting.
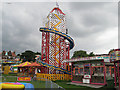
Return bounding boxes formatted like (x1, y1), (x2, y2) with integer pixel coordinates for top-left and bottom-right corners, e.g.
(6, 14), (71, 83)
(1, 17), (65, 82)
(37, 74), (71, 81)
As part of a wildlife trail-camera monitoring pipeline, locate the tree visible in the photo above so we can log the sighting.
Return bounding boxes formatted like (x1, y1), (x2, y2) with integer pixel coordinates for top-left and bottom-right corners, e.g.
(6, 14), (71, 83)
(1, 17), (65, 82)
(35, 52), (41, 55)
(72, 50), (88, 58)
(72, 50), (95, 58)
(20, 50), (36, 62)
(88, 52), (95, 57)
(108, 49), (114, 54)
(17, 54), (20, 56)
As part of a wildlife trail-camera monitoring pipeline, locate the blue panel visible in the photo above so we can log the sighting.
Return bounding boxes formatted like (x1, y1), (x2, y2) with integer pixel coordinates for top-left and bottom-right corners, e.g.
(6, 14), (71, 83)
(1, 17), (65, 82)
(21, 83), (34, 90)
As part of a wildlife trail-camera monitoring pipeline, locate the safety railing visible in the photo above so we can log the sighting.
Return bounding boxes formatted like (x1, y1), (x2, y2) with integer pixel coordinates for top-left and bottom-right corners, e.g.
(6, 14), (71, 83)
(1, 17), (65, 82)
(37, 74), (71, 81)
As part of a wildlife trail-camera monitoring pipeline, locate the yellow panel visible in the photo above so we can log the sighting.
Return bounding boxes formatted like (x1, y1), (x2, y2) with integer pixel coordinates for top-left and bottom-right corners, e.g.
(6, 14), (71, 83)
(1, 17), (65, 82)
(54, 28), (59, 31)
(54, 14), (61, 21)
(53, 21), (61, 28)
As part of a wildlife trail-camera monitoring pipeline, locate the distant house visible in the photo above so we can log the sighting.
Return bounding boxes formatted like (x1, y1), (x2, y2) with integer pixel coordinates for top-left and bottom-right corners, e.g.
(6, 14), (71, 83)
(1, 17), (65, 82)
(2, 51), (16, 60)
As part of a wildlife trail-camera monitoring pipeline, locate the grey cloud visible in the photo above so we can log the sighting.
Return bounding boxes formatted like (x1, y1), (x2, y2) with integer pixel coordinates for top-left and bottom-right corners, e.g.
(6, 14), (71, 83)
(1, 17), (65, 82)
(1, 2), (118, 56)
(67, 2), (117, 38)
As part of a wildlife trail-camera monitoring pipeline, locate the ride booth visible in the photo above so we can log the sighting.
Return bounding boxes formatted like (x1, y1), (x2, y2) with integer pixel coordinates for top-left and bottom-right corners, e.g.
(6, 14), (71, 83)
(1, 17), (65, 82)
(67, 57), (107, 85)
(109, 49), (120, 90)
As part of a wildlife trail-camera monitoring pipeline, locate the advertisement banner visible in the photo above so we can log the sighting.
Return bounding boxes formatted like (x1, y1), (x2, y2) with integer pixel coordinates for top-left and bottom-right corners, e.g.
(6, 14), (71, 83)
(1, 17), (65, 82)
(110, 49), (120, 62)
(17, 77), (31, 81)
(115, 51), (120, 61)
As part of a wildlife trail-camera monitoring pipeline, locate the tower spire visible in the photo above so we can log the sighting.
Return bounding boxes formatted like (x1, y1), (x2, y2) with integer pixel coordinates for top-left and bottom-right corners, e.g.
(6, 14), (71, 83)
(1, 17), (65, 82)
(56, 1), (59, 8)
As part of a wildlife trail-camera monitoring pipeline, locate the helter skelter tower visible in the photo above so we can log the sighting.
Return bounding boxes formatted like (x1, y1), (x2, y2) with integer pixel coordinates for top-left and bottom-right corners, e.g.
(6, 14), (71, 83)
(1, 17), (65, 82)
(40, 4), (73, 74)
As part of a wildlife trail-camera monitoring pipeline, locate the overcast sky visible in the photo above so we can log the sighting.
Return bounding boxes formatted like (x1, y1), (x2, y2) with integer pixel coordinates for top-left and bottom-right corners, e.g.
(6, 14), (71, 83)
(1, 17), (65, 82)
(1, 1), (118, 57)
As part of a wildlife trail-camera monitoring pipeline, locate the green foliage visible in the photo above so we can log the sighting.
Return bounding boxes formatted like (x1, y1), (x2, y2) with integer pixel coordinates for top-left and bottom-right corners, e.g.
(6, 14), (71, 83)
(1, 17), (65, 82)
(19, 50), (41, 62)
(108, 49), (114, 54)
(72, 50), (87, 58)
(72, 50), (95, 58)
(88, 52), (95, 57)
(20, 50), (35, 62)
(17, 54), (20, 56)
(35, 52), (41, 55)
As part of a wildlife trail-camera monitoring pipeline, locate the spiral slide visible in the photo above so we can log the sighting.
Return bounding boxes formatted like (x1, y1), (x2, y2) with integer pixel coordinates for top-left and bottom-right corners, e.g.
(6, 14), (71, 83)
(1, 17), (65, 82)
(37, 27), (74, 74)
(37, 59), (71, 74)
(40, 27), (74, 49)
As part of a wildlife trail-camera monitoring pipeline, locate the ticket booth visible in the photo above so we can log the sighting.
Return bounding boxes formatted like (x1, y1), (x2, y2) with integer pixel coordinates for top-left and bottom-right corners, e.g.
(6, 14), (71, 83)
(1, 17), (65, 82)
(68, 57), (106, 85)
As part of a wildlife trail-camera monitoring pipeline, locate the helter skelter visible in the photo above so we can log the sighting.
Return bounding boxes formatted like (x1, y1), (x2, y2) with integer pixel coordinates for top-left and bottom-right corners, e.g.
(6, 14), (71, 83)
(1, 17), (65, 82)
(39, 3), (74, 74)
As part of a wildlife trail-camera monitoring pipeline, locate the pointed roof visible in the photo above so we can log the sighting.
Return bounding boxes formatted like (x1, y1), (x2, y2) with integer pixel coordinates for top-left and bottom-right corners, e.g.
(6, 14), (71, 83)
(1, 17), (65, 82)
(14, 61), (31, 67)
(50, 7), (65, 15)
(25, 62), (41, 67)
(12, 52), (16, 57)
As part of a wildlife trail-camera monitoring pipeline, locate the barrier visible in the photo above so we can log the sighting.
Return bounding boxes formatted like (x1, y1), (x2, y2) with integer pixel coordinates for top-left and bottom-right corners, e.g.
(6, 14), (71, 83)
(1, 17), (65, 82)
(37, 74), (71, 81)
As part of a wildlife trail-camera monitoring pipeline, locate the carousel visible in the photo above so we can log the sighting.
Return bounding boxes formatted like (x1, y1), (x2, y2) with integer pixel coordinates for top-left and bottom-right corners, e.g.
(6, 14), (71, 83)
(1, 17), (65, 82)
(14, 61), (42, 77)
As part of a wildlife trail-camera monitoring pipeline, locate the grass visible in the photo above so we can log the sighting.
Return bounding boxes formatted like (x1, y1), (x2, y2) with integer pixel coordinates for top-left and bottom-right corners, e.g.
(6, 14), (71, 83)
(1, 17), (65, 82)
(1, 73), (116, 89)
(1, 74), (47, 88)
(2, 73), (17, 77)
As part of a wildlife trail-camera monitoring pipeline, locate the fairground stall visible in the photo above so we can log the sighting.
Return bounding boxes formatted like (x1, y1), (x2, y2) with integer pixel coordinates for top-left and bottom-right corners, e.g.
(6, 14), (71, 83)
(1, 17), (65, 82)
(2, 60), (21, 74)
(109, 49), (120, 90)
(65, 56), (107, 85)
(95, 54), (114, 78)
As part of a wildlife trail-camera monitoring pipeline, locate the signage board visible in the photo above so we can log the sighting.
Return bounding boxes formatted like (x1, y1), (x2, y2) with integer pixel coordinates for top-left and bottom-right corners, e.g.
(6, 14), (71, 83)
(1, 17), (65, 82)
(17, 77), (31, 81)
(65, 55), (110, 62)
(115, 50), (120, 60)
(83, 78), (90, 84)
(109, 49), (120, 62)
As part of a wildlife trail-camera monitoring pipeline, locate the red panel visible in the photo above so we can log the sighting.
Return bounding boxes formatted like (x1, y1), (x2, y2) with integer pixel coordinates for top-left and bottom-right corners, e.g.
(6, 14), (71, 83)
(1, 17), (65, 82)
(41, 32), (70, 74)
(41, 32), (50, 73)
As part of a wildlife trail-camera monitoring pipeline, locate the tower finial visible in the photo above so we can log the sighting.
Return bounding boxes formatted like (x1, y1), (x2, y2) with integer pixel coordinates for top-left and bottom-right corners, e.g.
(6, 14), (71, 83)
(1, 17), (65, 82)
(56, 1), (59, 8)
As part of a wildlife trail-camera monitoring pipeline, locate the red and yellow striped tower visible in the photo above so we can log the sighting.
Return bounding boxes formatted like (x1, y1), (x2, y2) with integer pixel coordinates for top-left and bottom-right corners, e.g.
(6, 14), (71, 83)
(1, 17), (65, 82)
(40, 4), (70, 74)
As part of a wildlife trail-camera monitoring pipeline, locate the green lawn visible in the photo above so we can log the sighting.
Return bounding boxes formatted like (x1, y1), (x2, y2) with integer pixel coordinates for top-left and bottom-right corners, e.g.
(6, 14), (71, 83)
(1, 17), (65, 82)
(1, 73), (116, 89)
(2, 73), (17, 76)
(1, 75), (47, 88)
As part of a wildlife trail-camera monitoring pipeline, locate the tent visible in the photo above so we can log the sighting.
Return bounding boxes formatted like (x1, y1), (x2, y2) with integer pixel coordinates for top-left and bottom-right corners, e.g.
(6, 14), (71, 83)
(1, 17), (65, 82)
(25, 62), (41, 75)
(14, 62), (42, 76)
(25, 62), (41, 67)
(14, 61), (31, 67)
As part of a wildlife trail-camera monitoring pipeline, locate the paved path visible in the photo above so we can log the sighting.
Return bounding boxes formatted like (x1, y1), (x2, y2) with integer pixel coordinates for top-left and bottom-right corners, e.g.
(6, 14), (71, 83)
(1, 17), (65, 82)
(67, 82), (104, 88)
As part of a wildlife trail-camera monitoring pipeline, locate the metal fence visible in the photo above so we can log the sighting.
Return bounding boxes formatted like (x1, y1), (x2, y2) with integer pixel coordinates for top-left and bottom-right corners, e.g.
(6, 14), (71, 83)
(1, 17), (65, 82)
(0, 76), (65, 89)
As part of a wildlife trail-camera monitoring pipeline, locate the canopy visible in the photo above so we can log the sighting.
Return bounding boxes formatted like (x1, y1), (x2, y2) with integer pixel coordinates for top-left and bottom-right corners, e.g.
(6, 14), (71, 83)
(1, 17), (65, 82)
(25, 62), (41, 67)
(14, 61), (31, 67)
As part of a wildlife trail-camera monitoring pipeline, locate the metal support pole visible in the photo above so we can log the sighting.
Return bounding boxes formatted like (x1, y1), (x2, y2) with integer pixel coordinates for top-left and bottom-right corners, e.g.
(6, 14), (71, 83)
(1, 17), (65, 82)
(45, 33), (48, 74)
(117, 62), (120, 90)
(103, 60), (106, 85)
(71, 62), (73, 81)
(90, 63), (92, 84)
(41, 32), (44, 61)
(54, 34), (56, 74)
(47, 32), (50, 73)
(114, 62), (117, 86)
(110, 66), (111, 77)
(59, 37), (61, 73)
